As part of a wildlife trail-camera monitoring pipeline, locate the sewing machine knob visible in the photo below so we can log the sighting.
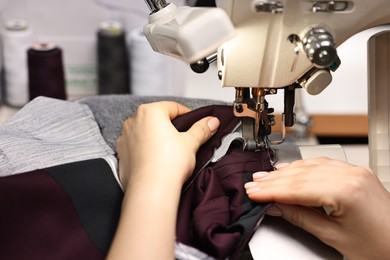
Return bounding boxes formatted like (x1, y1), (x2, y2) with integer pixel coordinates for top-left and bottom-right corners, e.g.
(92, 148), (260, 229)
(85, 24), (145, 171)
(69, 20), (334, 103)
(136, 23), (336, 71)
(190, 52), (218, 74)
(190, 58), (210, 73)
(303, 28), (337, 68)
(301, 69), (332, 95)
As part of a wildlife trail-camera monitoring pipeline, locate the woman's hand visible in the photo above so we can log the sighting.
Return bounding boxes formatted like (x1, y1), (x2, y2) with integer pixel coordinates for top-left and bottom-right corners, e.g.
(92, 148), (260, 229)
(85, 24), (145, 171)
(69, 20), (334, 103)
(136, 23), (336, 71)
(116, 101), (220, 190)
(109, 101), (219, 260)
(245, 157), (390, 259)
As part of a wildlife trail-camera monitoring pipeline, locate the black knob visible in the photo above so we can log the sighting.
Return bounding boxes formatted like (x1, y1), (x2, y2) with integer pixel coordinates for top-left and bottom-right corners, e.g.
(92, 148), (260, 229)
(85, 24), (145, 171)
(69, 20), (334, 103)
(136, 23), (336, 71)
(190, 58), (210, 73)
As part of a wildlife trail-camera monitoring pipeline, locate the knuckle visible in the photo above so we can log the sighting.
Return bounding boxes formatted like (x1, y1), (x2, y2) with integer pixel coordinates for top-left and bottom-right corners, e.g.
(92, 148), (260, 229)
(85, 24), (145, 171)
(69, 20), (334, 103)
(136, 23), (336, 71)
(191, 123), (209, 142)
(354, 166), (374, 178)
(349, 167), (372, 188)
(136, 103), (154, 115)
(289, 178), (304, 193)
(199, 121), (211, 137)
(290, 159), (306, 167)
(121, 118), (133, 133)
(291, 156), (331, 167)
(335, 167), (371, 204)
(116, 137), (122, 152)
(288, 208), (306, 230)
(317, 156), (332, 162)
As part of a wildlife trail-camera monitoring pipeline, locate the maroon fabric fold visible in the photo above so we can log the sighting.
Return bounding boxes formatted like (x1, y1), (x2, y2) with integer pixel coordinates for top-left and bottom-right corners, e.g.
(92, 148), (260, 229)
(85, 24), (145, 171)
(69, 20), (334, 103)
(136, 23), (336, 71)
(172, 105), (241, 175)
(173, 105), (274, 259)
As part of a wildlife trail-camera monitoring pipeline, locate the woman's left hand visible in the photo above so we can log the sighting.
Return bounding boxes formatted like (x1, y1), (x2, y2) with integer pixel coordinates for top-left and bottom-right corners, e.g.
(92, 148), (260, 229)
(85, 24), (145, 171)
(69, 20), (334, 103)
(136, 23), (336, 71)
(245, 157), (390, 259)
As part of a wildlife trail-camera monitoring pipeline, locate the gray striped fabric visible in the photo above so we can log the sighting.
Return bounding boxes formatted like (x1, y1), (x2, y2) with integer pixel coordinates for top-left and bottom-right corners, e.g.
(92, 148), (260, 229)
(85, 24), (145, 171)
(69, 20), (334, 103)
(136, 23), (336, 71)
(0, 97), (114, 176)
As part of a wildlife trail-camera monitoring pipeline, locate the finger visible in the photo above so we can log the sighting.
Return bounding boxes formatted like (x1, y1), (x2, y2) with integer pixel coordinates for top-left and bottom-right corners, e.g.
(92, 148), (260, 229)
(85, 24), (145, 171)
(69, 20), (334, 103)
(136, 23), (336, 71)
(252, 158), (349, 182)
(287, 157), (350, 169)
(246, 172), (336, 208)
(250, 162), (290, 179)
(134, 102), (191, 122)
(275, 162), (290, 169)
(116, 135), (123, 155)
(185, 116), (220, 150)
(254, 160), (351, 185)
(159, 101), (191, 120)
(275, 203), (339, 246)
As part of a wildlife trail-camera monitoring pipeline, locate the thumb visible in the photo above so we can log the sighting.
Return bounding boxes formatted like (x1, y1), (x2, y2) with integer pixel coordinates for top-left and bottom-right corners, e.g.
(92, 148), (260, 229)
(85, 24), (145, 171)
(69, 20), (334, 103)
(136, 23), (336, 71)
(272, 203), (337, 244)
(185, 116), (220, 149)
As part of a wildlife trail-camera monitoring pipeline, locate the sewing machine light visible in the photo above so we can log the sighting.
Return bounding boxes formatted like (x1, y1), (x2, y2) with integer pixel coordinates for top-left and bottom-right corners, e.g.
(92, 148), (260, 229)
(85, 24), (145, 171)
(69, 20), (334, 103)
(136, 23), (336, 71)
(143, 2), (236, 63)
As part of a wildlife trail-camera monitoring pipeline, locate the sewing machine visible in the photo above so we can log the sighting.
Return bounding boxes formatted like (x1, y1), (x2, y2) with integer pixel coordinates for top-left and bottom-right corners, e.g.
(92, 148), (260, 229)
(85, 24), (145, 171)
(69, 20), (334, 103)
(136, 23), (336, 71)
(143, 0), (390, 191)
(143, 1), (390, 258)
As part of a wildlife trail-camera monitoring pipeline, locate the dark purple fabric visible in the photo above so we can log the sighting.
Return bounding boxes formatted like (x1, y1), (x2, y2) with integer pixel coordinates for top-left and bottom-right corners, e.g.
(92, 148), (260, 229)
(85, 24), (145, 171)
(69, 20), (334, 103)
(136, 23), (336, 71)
(173, 105), (274, 259)
(0, 170), (103, 260)
(172, 105), (241, 175)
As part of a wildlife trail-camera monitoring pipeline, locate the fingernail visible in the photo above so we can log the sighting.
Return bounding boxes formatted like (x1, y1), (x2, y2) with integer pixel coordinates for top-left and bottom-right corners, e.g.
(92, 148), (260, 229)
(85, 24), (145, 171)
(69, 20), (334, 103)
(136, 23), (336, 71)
(266, 205), (283, 217)
(252, 171), (269, 179)
(275, 162), (290, 169)
(207, 117), (220, 133)
(245, 182), (260, 194)
(244, 182), (257, 188)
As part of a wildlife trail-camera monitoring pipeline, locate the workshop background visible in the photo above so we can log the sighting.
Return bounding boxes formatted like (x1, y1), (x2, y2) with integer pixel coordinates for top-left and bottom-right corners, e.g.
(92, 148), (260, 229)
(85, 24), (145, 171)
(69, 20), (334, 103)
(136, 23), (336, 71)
(0, 0), (389, 146)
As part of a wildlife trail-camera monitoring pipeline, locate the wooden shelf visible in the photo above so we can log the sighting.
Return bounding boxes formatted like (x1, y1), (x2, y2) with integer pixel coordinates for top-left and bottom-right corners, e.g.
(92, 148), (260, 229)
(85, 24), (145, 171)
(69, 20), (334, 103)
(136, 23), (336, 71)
(273, 114), (368, 137)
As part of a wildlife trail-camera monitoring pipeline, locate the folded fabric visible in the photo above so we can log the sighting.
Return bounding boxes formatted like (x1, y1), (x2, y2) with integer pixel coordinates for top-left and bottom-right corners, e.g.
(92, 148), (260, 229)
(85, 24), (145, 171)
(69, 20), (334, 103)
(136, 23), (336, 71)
(0, 97), (114, 176)
(172, 105), (274, 260)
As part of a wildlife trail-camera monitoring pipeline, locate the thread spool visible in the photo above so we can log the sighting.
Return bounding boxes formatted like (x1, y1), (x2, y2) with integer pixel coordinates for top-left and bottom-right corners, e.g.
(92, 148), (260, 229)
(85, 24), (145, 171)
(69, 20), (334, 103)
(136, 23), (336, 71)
(27, 42), (67, 100)
(2, 19), (34, 107)
(97, 21), (130, 95)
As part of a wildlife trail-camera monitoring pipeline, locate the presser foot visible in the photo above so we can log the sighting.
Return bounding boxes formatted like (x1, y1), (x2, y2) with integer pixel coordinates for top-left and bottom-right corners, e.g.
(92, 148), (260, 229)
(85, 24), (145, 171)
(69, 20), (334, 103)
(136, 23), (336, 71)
(233, 103), (286, 151)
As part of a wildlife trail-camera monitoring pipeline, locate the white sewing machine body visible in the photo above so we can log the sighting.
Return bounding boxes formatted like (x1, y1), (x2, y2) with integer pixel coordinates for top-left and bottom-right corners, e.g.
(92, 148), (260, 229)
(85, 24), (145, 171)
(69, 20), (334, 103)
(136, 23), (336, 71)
(216, 1), (389, 87)
(143, 2), (390, 258)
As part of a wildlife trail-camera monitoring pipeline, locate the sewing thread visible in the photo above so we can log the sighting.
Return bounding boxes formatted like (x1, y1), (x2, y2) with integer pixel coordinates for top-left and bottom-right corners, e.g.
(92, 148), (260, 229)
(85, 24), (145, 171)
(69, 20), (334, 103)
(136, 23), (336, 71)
(2, 19), (34, 107)
(27, 42), (67, 100)
(97, 21), (130, 95)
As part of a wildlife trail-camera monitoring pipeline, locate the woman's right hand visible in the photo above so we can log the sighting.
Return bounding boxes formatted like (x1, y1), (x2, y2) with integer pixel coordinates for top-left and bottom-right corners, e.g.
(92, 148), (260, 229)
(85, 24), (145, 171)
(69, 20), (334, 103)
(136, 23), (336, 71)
(116, 101), (219, 190)
(109, 101), (220, 260)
